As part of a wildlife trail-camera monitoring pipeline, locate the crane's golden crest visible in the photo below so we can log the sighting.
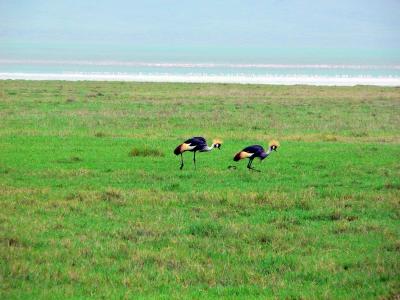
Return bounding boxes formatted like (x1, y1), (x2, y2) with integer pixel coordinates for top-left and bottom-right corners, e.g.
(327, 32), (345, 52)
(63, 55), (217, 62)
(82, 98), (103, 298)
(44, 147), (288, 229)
(213, 139), (223, 145)
(269, 140), (280, 148)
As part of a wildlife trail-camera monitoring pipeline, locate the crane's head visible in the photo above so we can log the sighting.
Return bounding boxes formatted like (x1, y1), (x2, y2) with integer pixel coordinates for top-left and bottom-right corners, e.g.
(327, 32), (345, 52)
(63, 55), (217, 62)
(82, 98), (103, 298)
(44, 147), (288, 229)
(213, 139), (223, 150)
(269, 140), (280, 152)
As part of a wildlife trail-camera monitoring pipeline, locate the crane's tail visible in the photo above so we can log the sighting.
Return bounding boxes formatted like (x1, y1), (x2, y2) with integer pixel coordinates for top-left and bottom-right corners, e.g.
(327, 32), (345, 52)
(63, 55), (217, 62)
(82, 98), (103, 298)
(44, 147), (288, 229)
(174, 144), (183, 155)
(234, 151), (252, 161)
(233, 152), (242, 161)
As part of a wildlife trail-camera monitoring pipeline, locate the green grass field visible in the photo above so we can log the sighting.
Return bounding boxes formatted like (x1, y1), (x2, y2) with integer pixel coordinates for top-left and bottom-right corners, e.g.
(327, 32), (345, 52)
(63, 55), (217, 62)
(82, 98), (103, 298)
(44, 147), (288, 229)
(1, 80), (399, 299)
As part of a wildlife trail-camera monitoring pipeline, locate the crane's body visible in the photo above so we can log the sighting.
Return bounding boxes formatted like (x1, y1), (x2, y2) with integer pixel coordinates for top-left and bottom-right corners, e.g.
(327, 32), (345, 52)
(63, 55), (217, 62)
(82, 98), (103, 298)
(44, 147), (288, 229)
(174, 137), (222, 169)
(233, 140), (279, 171)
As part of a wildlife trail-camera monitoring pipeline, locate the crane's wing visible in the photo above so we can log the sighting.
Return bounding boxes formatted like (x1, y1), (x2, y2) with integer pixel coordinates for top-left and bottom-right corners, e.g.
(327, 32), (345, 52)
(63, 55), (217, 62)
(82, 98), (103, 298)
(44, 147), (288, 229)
(184, 137), (207, 146)
(241, 145), (264, 154)
(174, 137), (208, 155)
(191, 136), (207, 143)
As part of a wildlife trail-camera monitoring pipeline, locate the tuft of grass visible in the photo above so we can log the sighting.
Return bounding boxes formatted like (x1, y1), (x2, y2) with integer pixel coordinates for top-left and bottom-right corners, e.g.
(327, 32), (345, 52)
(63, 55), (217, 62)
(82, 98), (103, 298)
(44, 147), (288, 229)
(129, 147), (165, 157)
(187, 222), (223, 237)
(0, 237), (26, 248)
(0, 165), (13, 174)
(55, 156), (83, 163)
(87, 91), (104, 98)
(94, 132), (106, 138)
(351, 131), (369, 137)
(102, 188), (123, 201)
(259, 255), (296, 275)
(322, 134), (338, 142)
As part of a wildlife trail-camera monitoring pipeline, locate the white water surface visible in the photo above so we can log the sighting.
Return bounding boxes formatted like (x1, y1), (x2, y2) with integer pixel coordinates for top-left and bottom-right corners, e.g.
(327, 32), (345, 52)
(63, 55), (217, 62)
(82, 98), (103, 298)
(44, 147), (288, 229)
(1, 72), (399, 86)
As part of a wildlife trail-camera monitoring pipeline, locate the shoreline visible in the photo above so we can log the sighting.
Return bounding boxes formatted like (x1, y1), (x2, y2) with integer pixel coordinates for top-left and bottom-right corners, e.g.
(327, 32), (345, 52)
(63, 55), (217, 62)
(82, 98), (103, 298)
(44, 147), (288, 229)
(2, 60), (400, 69)
(1, 72), (400, 86)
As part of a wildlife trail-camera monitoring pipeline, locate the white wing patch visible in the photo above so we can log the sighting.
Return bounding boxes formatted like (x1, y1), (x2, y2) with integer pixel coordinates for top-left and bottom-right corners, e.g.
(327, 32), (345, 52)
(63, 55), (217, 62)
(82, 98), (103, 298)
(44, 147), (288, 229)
(239, 151), (253, 159)
(181, 143), (196, 151)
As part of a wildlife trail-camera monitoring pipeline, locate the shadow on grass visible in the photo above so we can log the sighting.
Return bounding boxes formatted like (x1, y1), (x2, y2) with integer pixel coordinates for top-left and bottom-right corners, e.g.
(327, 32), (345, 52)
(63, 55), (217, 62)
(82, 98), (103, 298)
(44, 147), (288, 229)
(55, 156), (83, 164)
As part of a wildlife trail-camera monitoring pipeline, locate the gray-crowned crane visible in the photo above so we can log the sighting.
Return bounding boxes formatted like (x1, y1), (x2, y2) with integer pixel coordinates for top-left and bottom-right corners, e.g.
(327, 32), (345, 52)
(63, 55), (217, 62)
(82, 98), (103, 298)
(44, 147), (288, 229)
(174, 137), (222, 170)
(233, 140), (279, 171)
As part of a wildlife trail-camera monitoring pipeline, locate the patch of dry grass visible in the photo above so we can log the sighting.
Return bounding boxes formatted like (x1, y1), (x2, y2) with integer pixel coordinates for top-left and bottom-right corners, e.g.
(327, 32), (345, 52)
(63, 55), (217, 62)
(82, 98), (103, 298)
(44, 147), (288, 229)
(129, 147), (165, 157)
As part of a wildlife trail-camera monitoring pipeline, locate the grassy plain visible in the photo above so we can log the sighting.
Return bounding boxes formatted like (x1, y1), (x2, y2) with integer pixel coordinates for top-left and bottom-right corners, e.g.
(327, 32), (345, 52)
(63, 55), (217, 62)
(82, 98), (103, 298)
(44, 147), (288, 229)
(0, 80), (399, 299)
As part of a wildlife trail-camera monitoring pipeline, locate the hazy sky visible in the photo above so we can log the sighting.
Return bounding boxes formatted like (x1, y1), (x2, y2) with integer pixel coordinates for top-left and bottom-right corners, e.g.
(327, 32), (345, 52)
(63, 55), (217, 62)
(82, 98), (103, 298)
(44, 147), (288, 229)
(1, 0), (399, 63)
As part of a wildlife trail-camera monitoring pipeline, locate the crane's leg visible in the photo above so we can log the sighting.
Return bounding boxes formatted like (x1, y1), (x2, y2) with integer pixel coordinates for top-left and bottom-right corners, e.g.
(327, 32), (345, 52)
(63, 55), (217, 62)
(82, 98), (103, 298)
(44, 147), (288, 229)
(247, 159), (252, 169)
(193, 151), (196, 170)
(247, 158), (261, 172)
(180, 153), (184, 170)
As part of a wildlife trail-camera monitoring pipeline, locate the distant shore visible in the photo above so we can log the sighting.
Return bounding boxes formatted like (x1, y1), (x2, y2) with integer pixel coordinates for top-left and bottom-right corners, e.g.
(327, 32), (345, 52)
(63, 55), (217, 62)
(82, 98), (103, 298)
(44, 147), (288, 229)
(1, 72), (400, 86)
